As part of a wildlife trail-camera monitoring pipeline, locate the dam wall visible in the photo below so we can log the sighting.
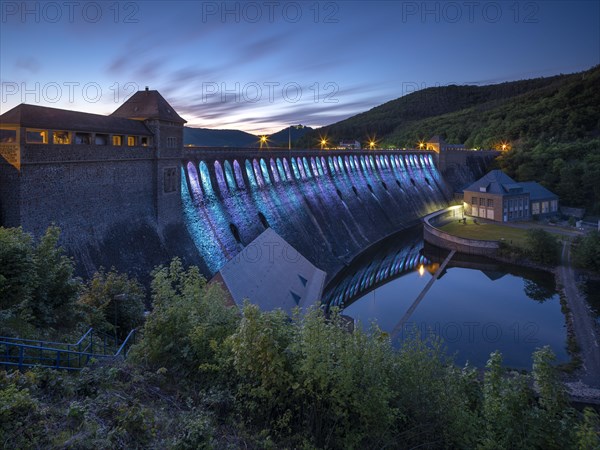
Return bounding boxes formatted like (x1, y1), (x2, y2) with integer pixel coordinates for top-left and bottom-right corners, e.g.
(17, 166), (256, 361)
(182, 150), (451, 281)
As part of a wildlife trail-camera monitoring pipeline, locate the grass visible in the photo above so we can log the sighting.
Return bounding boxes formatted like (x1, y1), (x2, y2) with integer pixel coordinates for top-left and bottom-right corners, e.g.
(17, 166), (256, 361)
(439, 219), (530, 247)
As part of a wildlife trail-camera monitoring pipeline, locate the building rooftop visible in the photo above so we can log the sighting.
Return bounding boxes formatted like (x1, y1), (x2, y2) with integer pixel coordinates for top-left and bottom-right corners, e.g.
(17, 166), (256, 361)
(518, 181), (559, 201)
(215, 228), (326, 314)
(464, 169), (519, 195)
(111, 89), (186, 124)
(464, 170), (559, 199)
(0, 103), (153, 135)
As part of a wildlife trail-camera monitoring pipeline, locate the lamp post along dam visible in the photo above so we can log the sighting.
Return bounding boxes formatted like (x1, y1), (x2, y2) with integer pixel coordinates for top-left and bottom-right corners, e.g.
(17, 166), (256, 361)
(0, 90), (498, 310)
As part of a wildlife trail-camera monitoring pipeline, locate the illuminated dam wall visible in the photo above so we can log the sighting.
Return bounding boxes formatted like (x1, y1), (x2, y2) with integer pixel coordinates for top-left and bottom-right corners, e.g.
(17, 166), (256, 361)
(181, 149), (451, 280)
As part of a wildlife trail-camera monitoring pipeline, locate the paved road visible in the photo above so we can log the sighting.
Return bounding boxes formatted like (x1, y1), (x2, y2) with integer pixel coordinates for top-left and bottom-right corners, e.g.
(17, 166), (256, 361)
(557, 242), (600, 394)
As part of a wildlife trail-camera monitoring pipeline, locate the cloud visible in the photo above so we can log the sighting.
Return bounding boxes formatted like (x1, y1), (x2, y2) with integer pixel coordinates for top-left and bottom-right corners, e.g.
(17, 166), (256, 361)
(15, 57), (41, 74)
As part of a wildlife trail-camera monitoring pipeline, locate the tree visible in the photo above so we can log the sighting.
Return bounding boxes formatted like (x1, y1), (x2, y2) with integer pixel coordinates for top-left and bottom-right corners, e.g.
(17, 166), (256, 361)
(78, 268), (146, 340)
(526, 228), (561, 266)
(0, 226), (81, 335)
(131, 257), (239, 382)
(572, 231), (600, 273)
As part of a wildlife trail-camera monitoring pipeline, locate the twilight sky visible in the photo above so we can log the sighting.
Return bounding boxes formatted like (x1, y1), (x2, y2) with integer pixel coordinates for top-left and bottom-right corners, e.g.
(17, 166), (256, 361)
(1, 1), (598, 133)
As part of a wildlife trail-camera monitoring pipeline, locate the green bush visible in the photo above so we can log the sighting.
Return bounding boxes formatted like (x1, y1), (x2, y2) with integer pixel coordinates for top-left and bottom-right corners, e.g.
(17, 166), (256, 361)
(131, 257), (239, 382)
(78, 268), (146, 340)
(526, 228), (561, 265)
(0, 226), (81, 335)
(572, 231), (600, 273)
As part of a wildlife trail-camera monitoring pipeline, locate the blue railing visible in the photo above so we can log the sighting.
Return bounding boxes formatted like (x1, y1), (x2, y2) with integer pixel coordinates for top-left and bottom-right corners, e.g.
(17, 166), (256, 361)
(0, 328), (137, 371)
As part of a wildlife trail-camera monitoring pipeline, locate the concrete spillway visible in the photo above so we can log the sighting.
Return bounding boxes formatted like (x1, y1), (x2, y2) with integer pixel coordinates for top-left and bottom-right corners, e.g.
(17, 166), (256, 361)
(182, 151), (451, 280)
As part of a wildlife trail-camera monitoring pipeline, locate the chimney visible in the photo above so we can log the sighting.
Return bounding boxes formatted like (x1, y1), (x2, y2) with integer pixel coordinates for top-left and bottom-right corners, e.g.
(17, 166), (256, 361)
(145, 86), (149, 92)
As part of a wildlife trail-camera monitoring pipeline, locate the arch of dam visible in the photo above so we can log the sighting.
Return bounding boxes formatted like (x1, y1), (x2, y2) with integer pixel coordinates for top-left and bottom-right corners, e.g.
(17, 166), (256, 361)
(181, 147), (453, 281)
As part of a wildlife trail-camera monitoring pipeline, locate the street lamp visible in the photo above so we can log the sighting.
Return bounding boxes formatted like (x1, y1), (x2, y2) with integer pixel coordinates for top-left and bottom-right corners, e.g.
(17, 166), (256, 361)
(320, 138), (327, 150)
(259, 135), (268, 149)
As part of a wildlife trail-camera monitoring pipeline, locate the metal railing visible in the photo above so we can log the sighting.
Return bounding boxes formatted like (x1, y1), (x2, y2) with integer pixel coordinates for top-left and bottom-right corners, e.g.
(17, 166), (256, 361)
(0, 328), (137, 371)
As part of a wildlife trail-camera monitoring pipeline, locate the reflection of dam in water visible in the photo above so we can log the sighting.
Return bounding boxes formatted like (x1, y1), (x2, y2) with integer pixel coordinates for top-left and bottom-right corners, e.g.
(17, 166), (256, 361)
(333, 233), (568, 369)
(324, 230), (429, 308)
(181, 151), (450, 277)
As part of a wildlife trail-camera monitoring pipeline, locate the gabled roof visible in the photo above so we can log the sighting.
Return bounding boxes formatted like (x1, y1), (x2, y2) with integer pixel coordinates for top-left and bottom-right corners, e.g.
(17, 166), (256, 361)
(0, 104), (152, 135)
(518, 181), (558, 201)
(216, 228), (326, 314)
(464, 170), (520, 195)
(111, 89), (186, 123)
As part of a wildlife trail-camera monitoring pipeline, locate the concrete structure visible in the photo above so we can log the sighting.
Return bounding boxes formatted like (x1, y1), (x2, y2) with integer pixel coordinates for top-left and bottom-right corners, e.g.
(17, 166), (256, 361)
(426, 135), (466, 153)
(424, 135), (499, 192)
(212, 228), (326, 313)
(1, 91), (498, 293)
(339, 139), (361, 150)
(423, 206), (500, 256)
(0, 89), (202, 278)
(463, 170), (558, 222)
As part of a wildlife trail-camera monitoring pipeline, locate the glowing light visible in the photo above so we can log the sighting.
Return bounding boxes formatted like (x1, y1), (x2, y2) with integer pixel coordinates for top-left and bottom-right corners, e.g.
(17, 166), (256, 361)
(418, 141), (425, 149)
(320, 137), (328, 150)
(418, 264), (425, 276)
(499, 141), (510, 151)
(369, 141), (376, 149)
(259, 135), (268, 149)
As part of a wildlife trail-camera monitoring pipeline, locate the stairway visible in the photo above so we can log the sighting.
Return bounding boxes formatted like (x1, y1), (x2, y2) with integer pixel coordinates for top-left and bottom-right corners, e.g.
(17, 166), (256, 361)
(0, 328), (137, 371)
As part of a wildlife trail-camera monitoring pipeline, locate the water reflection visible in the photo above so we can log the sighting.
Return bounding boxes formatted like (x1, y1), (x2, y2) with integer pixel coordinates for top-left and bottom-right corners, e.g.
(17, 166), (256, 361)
(325, 232), (569, 369)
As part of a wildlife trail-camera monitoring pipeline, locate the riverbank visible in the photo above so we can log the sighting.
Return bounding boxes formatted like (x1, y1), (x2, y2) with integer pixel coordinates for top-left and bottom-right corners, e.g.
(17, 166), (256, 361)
(424, 207), (600, 402)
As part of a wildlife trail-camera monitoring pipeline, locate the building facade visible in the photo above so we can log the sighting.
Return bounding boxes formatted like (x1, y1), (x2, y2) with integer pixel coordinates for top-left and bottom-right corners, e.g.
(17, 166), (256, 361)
(0, 89), (198, 276)
(463, 170), (558, 222)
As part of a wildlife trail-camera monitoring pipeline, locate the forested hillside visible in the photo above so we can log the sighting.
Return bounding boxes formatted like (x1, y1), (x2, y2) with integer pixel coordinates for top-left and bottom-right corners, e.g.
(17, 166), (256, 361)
(299, 66), (600, 213)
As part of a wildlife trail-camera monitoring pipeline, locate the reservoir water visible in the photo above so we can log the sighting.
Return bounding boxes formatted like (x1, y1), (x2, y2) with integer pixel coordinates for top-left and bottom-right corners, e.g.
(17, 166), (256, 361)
(325, 229), (570, 369)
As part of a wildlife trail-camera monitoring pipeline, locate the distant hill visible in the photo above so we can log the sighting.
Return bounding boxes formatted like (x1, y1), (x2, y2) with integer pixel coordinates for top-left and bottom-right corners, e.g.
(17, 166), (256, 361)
(268, 125), (314, 147)
(297, 66), (600, 149)
(184, 127), (259, 147)
(184, 125), (315, 148)
(297, 66), (600, 213)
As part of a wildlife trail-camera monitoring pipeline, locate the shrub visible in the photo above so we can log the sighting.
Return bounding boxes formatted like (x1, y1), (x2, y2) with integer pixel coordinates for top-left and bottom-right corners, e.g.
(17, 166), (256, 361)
(131, 258), (239, 382)
(525, 228), (561, 265)
(572, 231), (600, 273)
(78, 268), (146, 340)
(0, 226), (81, 335)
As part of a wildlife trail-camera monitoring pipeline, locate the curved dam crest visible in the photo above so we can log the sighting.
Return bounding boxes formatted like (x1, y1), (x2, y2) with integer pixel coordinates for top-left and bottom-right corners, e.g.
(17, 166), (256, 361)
(182, 150), (451, 280)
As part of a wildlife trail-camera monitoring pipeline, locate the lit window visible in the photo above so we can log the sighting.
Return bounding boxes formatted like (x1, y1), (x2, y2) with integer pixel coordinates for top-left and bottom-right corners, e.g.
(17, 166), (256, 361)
(26, 129), (47, 144)
(542, 202), (549, 213)
(53, 131), (71, 144)
(127, 136), (137, 146)
(75, 133), (92, 145)
(112, 135), (123, 146)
